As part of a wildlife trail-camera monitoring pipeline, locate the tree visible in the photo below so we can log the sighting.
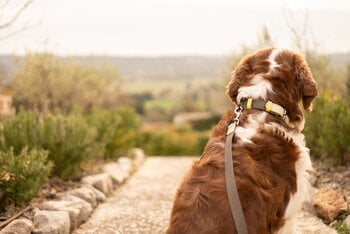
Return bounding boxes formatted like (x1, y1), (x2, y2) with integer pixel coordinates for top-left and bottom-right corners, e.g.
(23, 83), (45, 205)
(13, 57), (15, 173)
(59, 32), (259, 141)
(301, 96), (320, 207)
(0, 0), (33, 39)
(283, 6), (347, 97)
(12, 52), (124, 114)
(0, 0), (34, 93)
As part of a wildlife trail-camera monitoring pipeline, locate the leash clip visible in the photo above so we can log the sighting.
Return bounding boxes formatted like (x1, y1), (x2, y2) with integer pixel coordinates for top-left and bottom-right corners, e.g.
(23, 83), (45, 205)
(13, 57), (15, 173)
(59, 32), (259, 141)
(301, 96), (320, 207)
(233, 106), (243, 125)
(226, 106), (243, 136)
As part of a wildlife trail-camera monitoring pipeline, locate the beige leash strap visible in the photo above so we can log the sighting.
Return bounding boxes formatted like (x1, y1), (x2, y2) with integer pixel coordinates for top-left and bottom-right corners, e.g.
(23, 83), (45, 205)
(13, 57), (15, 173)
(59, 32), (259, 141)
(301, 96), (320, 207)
(225, 107), (248, 234)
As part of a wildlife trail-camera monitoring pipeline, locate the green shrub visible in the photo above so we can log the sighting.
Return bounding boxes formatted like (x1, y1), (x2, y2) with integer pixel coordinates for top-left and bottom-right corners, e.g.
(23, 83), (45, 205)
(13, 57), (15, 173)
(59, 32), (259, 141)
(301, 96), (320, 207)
(140, 124), (209, 156)
(333, 214), (350, 234)
(86, 109), (118, 159)
(110, 108), (141, 158)
(0, 110), (42, 152)
(41, 114), (98, 178)
(0, 111), (98, 179)
(191, 114), (221, 131)
(0, 148), (52, 212)
(87, 108), (141, 159)
(0, 109), (141, 178)
(305, 97), (350, 165)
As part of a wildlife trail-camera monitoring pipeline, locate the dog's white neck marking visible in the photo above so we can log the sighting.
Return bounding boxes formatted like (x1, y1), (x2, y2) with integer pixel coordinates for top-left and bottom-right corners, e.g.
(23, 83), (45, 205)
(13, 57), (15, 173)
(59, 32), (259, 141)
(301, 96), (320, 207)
(237, 49), (282, 104)
(267, 49), (281, 73)
(237, 76), (273, 104)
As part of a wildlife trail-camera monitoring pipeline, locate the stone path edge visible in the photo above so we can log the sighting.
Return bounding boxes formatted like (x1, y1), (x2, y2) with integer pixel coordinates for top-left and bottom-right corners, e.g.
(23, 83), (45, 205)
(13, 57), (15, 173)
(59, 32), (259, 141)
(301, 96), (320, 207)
(0, 148), (146, 234)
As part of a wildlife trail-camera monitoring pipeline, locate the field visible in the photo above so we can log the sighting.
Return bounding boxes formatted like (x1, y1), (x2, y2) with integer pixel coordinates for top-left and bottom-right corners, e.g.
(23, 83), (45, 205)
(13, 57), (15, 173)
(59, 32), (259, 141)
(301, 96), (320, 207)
(123, 77), (221, 94)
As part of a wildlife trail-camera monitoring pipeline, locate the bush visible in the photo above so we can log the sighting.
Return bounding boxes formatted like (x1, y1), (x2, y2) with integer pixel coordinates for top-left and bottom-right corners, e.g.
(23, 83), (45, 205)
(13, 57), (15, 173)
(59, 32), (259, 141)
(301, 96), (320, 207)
(110, 108), (141, 158)
(305, 97), (350, 165)
(0, 148), (52, 212)
(41, 114), (98, 178)
(0, 109), (141, 178)
(0, 111), (98, 179)
(87, 108), (141, 159)
(191, 114), (222, 131)
(140, 124), (209, 156)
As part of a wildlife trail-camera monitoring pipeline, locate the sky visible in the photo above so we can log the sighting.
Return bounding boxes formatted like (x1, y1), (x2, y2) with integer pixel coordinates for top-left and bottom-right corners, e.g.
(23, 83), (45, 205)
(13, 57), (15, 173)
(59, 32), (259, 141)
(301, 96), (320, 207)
(0, 0), (350, 56)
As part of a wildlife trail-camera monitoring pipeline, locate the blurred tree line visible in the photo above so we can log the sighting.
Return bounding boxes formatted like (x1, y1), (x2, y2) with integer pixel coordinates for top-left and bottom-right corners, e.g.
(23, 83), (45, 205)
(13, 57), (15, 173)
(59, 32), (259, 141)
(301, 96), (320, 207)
(12, 52), (125, 114)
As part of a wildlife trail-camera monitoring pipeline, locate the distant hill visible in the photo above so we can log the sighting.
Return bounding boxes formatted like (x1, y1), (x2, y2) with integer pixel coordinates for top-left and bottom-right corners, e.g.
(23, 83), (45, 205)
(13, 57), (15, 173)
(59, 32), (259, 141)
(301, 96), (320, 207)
(329, 53), (350, 67)
(0, 55), (17, 81)
(0, 52), (349, 82)
(70, 56), (228, 81)
(0, 55), (228, 82)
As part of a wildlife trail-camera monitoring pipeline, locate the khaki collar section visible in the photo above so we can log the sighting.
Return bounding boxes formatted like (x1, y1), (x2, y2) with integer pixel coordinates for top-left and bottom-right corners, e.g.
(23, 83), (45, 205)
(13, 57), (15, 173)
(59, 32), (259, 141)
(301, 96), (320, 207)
(240, 98), (288, 121)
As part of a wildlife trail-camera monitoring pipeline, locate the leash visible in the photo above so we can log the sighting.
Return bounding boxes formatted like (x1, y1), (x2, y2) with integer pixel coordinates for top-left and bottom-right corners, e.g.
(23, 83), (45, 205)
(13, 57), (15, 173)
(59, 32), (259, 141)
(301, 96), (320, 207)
(225, 106), (248, 234)
(224, 98), (288, 233)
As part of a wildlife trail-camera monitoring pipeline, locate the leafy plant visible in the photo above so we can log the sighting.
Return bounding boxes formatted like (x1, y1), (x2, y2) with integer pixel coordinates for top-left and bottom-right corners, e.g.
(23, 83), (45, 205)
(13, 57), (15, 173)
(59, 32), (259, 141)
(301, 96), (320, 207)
(0, 111), (97, 179)
(87, 108), (141, 159)
(332, 214), (350, 234)
(0, 148), (52, 212)
(0, 108), (141, 178)
(305, 97), (350, 165)
(41, 114), (98, 178)
(140, 124), (209, 156)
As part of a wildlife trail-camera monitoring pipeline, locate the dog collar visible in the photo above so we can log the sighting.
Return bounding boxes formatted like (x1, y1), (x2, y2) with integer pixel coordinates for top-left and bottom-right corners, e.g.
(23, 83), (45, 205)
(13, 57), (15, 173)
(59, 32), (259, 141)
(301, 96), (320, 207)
(240, 98), (289, 122)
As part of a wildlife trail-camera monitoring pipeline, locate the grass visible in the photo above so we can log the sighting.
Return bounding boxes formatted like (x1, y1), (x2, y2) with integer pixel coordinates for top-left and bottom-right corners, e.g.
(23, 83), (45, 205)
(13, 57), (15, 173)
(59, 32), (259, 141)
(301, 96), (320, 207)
(144, 100), (177, 111)
(333, 214), (350, 234)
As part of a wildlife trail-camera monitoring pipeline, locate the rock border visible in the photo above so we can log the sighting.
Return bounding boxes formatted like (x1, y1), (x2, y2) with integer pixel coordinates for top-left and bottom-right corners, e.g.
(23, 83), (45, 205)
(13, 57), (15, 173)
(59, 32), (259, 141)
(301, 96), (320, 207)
(0, 148), (146, 234)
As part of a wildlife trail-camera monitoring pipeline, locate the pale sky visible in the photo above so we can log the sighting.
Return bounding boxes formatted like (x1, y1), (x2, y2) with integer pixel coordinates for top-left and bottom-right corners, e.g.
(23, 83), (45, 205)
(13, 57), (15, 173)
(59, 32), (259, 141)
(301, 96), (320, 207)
(1, 0), (350, 56)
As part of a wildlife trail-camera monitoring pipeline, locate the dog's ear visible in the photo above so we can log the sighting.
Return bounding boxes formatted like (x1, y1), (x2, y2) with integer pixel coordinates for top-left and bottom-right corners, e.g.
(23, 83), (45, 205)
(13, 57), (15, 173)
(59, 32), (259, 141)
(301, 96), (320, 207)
(226, 55), (253, 104)
(294, 53), (318, 111)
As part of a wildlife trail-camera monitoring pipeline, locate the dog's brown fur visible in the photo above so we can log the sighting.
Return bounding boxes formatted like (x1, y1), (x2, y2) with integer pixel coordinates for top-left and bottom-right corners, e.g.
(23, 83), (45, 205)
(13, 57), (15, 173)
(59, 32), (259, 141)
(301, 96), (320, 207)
(166, 48), (318, 234)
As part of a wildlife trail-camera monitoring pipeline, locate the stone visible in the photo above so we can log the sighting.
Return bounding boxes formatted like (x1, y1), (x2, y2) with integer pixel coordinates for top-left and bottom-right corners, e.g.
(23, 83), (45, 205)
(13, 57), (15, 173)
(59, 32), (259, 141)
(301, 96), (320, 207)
(102, 162), (128, 184)
(319, 177), (331, 184)
(85, 184), (106, 203)
(345, 215), (350, 229)
(81, 173), (113, 195)
(313, 187), (349, 223)
(118, 157), (133, 175)
(309, 170), (318, 187)
(343, 170), (350, 178)
(32, 210), (70, 234)
(129, 148), (146, 169)
(40, 195), (93, 230)
(295, 211), (337, 234)
(60, 195), (93, 225)
(64, 185), (102, 208)
(0, 218), (33, 234)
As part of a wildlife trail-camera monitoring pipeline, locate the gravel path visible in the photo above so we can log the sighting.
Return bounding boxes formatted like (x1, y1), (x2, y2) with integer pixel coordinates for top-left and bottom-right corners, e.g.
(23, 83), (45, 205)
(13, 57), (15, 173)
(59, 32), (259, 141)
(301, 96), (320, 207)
(74, 157), (336, 234)
(74, 157), (194, 234)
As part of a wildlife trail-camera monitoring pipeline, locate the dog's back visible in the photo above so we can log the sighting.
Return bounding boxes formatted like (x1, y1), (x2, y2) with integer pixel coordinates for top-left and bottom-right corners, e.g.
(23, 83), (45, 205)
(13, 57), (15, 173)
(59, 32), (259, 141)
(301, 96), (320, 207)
(167, 109), (304, 233)
(167, 48), (317, 234)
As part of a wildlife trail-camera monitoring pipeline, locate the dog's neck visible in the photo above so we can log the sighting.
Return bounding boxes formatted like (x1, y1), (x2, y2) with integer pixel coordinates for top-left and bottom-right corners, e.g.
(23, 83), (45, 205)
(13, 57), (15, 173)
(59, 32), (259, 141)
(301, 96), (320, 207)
(237, 97), (303, 131)
(239, 98), (288, 120)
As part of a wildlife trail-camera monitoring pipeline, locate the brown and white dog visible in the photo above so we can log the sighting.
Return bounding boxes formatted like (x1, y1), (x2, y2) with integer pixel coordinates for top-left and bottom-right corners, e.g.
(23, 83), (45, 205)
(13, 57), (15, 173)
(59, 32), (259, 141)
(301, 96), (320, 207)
(166, 48), (318, 234)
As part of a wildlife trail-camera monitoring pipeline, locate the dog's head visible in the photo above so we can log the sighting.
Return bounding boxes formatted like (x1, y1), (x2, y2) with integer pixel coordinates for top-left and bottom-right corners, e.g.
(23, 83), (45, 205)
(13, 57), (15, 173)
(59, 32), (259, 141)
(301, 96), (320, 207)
(226, 48), (318, 117)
